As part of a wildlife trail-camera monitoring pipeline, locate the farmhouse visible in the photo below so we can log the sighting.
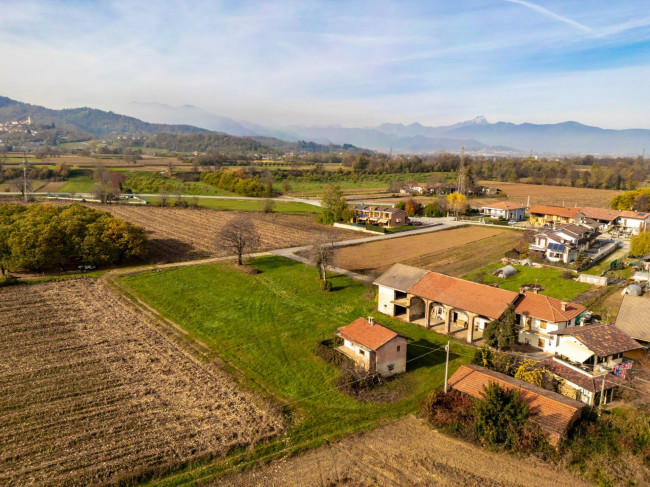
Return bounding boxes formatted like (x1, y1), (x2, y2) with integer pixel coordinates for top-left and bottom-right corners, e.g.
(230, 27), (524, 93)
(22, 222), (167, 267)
(351, 205), (409, 228)
(448, 364), (584, 446)
(479, 201), (526, 221)
(542, 324), (642, 405)
(335, 317), (409, 377)
(375, 263), (587, 348)
(529, 205), (650, 235)
(575, 207), (620, 231)
(615, 210), (650, 235)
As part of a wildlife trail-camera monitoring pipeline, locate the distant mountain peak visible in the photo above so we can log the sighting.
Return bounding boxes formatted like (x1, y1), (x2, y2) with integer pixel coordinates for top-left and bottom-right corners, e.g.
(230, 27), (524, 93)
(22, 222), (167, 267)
(470, 115), (488, 124)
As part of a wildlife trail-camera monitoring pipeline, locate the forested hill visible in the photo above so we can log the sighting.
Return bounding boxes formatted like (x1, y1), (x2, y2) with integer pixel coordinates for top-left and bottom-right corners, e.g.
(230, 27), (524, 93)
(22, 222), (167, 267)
(140, 133), (365, 155)
(0, 96), (209, 138)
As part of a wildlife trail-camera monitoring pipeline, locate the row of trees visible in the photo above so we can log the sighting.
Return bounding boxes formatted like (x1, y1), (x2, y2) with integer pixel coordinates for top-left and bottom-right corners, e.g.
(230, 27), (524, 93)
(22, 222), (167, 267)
(610, 187), (650, 211)
(201, 169), (269, 197)
(396, 193), (469, 217)
(0, 204), (148, 273)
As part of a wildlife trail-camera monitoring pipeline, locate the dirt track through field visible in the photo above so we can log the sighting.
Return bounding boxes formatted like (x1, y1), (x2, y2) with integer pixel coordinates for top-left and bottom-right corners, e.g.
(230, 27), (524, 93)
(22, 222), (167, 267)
(221, 415), (588, 487)
(0, 279), (282, 486)
(335, 226), (518, 276)
(99, 205), (363, 262)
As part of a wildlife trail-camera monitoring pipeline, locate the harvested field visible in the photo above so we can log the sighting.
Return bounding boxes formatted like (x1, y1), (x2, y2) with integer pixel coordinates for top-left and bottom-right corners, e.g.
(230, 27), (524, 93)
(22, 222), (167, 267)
(473, 181), (623, 208)
(82, 205), (362, 262)
(335, 226), (521, 277)
(0, 279), (282, 486)
(34, 181), (65, 192)
(222, 415), (589, 487)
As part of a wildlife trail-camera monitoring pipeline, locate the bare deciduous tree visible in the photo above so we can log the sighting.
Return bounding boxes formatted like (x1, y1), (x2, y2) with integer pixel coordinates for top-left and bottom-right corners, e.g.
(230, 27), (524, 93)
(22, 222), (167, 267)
(218, 218), (261, 266)
(308, 233), (337, 291)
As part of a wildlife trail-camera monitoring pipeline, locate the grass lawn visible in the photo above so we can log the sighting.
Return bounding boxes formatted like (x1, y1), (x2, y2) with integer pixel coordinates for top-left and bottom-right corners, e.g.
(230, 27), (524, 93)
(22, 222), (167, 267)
(582, 247), (629, 276)
(142, 196), (321, 214)
(58, 175), (94, 193)
(464, 263), (591, 301)
(119, 256), (472, 484)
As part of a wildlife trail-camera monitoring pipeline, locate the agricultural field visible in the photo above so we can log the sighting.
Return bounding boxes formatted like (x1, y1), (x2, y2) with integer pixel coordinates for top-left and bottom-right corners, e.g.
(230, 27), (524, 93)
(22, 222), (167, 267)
(119, 256), (473, 484)
(0, 279), (282, 486)
(224, 415), (589, 487)
(143, 196), (321, 214)
(472, 181), (623, 208)
(464, 263), (592, 301)
(335, 226), (522, 277)
(100, 205), (360, 262)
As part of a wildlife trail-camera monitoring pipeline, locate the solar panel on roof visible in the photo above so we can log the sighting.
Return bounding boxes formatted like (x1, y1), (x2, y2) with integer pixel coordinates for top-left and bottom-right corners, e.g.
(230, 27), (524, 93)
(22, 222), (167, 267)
(548, 243), (566, 252)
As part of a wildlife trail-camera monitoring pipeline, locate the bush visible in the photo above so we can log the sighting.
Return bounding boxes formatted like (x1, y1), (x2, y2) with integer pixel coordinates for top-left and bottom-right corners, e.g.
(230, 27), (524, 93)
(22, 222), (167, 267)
(561, 270), (576, 280)
(314, 337), (346, 366)
(335, 364), (383, 396)
(474, 382), (530, 449)
(423, 389), (475, 429)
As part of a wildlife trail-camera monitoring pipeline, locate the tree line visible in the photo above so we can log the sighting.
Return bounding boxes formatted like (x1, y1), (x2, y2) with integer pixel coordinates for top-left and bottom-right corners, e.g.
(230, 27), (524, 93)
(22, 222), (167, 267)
(0, 203), (148, 274)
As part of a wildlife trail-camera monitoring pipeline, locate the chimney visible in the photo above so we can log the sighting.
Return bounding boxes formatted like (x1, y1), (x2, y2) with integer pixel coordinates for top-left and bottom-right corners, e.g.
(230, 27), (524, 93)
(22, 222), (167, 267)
(561, 302), (568, 312)
(368, 316), (374, 326)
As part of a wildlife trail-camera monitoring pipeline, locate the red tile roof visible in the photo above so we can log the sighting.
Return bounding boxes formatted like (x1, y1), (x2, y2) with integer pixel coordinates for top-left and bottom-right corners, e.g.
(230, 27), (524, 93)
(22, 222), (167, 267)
(448, 364), (584, 445)
(336, 318), (408, 351)
(528, 205), (581, 219)
(481, 201), (526, 210)
(617, 210), (650, 220)
(408, 272), (519, 319)
(578, 207), (620, 222)
(514, 293), (586, 323)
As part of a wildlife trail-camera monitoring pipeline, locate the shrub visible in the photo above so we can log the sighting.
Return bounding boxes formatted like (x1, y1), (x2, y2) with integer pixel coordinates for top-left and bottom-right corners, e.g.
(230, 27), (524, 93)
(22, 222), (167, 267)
(314, 337), (346, 366)
(561, 270), (576, 280)
(474, 382), (530, 449)
(423, 389), (475, 428)
(335, 364), (383, 396)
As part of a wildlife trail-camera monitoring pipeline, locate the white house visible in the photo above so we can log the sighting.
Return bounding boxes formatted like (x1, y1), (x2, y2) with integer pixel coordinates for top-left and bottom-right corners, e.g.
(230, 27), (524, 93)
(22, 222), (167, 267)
(529, 231), (577, 263)
(616, 210), (650, 235)
(514, 293), (587, 353)
(479, 201), (526, 221)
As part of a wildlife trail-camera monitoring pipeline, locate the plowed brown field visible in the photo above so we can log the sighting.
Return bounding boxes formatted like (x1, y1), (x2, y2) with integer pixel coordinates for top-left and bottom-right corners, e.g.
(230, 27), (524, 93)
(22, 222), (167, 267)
(335, 226), (521, 277)
(93, 205), (362, 262)
(222, 415), (589, 487)
(0, 279), (282, 486)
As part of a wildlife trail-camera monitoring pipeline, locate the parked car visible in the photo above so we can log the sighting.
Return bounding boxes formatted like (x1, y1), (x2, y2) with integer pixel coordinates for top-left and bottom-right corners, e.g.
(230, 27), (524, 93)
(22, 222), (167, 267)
(413, 221), (422, 226)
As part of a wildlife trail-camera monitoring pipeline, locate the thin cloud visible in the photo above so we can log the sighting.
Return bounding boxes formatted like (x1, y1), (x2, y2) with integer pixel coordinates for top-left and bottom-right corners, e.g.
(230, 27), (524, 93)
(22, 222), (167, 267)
(505, 0), (593, 33)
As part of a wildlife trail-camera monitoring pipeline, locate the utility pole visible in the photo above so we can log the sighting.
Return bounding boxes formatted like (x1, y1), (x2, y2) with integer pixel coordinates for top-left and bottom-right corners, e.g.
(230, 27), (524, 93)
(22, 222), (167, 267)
(598, 376), (606, 415)
(443, 341), (451, 394)
(457, 145), (466, 195)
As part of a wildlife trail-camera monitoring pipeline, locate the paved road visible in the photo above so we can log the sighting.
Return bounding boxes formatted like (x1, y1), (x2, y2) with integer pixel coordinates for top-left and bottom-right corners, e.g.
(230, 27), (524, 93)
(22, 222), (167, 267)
(2, 192), (323, 207)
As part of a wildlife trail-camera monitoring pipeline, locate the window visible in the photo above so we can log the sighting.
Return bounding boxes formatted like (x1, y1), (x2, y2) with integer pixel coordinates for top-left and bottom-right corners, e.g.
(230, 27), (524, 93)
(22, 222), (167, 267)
(387, 364), (395, 372)
(397, 345), (401, 352)
(359, 350), (365, 356)
(538, 338), (546, 348)
(539, 321), (547, 329)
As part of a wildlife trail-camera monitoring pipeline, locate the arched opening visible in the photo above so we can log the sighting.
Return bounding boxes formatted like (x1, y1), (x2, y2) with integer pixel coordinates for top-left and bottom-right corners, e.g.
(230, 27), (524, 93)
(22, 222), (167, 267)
(408, 296), (425, 322)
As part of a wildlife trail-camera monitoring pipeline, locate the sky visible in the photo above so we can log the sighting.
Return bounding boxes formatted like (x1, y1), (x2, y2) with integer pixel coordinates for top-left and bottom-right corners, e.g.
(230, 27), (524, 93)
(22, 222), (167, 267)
(1, 0), (650, 128)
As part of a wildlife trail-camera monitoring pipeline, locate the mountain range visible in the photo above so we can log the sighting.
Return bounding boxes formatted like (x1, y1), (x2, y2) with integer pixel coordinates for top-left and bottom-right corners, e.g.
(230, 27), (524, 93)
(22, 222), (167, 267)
(124, 103), (650, 155)
(2, 95), (650, 156)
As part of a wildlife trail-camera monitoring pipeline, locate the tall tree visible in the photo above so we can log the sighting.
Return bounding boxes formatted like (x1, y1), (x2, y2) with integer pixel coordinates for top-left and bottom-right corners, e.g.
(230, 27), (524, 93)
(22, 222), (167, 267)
(217, 218), (260, 265)
(308, 233), (336, 291)
(319, 184), (350, 224)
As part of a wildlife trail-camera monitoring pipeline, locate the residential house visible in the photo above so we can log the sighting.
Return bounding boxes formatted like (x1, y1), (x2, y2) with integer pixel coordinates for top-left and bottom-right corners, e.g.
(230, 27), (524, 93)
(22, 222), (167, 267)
(527, 205), (581, 227)
(351, 205), (409, 228)
(514, 293), (587, 353)
(448, 364), (584, 446)
(542, 324), (642, 405)
(616, 210), (650, 235)
(575, 207), (620, 232)
(479, 201), (526, 221)
(615, 294), (650, 359)
(528, 224), (597, 263)
(399, 183), (430, 195)
(335, 317), (410, 377)
(375, 264), (588, 348)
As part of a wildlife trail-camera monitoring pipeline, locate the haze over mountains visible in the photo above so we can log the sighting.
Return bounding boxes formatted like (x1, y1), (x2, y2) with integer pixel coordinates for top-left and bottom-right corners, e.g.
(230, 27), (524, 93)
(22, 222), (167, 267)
(2, 95), (649, 156)
(124, 102), (650, 156)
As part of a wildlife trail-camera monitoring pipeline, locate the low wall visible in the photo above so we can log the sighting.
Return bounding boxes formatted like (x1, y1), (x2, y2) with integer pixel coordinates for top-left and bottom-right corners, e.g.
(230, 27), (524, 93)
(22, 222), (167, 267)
(333, 223), (382, 234)
(577, 274), (610, 286)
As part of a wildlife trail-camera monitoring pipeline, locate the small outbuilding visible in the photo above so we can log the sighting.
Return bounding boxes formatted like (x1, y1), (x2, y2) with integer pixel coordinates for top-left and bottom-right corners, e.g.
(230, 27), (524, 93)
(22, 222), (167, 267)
(335, 317), (410, 377)
(492, 265), (518, 278)
(622, 284), (643, 296)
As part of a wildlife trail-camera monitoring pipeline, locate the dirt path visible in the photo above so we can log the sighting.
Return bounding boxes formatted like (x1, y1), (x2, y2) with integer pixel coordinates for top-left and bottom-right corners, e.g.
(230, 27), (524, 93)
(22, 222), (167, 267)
(219, 416), (589, 487)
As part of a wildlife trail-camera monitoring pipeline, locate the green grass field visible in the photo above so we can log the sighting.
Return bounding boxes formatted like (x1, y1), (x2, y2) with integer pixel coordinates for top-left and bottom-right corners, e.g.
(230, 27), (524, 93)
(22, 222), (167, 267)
(119, 256), (472, 484)
(143, 196), (321, 214)
(464, 263), (591, 301)
(58, 175), (94, 193)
